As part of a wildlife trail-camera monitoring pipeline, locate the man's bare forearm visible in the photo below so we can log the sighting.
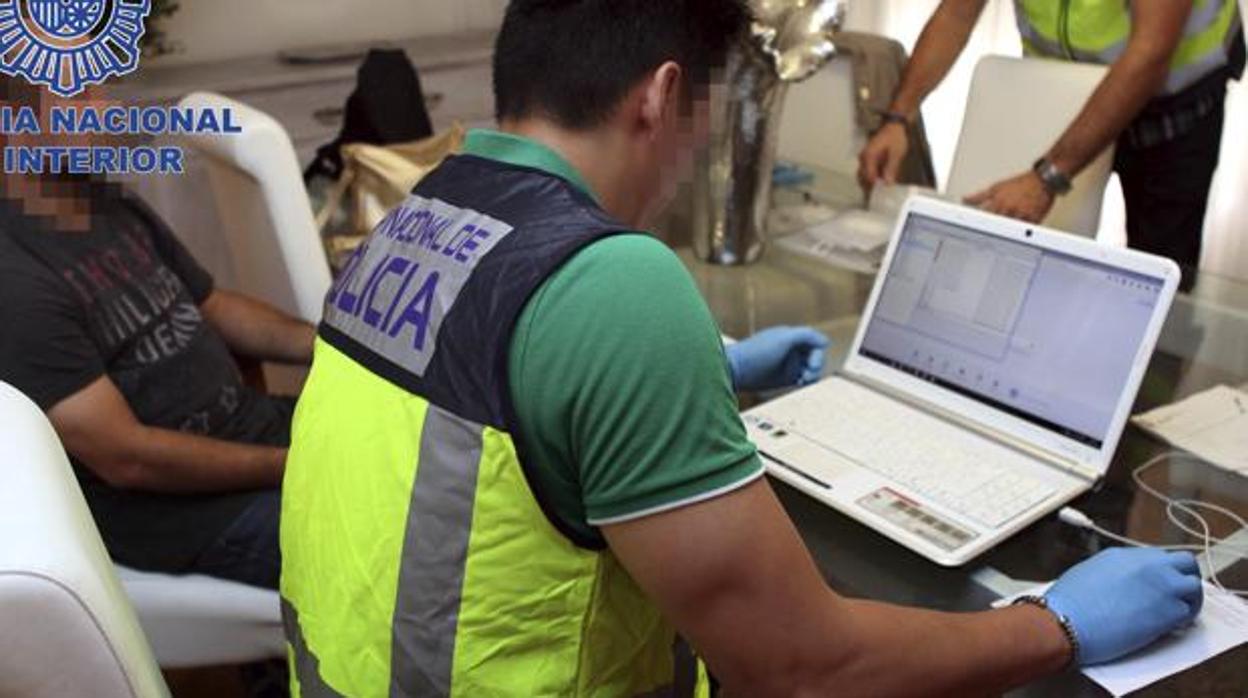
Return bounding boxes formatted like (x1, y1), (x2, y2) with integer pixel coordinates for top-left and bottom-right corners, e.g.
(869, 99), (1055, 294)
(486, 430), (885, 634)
(820, 600), (1071, 697)
(114, 425), (286, 493)
(1044, 0), (1192, 177)
(712, 592), (1069, 696)
(1045, 51), (1173, 177)
(888, 0), (989, 118)
(202, 289), (316, 365)
(50, 375), (286, 494)
(619, 482), (1071, 697)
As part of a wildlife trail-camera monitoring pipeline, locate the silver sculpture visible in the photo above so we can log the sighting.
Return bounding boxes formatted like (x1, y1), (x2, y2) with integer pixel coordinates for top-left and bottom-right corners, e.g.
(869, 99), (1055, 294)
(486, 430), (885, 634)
(693, 0), (846, 265)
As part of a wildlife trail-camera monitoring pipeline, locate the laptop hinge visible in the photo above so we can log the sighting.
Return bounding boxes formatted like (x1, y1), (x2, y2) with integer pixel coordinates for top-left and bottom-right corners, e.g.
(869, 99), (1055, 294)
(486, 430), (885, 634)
(845, 373), (1100, 483)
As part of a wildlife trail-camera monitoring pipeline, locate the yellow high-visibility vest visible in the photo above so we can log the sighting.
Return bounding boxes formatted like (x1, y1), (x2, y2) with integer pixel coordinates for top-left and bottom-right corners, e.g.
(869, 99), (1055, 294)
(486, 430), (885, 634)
(280, 153), (687, 697)
(1015, 0), (1241, 94)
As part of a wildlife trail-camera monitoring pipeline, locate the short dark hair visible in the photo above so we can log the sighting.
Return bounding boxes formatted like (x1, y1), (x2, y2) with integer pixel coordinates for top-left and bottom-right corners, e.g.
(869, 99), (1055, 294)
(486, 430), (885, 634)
(493, 0), (751, 129)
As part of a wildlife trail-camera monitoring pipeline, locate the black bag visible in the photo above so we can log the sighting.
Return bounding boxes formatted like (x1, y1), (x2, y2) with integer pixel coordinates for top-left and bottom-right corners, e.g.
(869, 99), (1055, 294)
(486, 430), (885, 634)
(304, 48), (435, 182)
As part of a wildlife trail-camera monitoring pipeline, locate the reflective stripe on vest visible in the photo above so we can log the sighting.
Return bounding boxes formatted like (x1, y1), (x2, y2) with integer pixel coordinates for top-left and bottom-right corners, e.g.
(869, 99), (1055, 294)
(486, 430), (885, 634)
(389, 407), (483, 697)
(281, 156), (680, 697)
(1014, 0), (1241, 94)
(284, 599), (346, 698)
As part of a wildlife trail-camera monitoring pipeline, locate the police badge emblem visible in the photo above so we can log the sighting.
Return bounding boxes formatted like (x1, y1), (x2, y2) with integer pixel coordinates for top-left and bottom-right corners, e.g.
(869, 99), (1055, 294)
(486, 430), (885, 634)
(0, 0), (151, 97)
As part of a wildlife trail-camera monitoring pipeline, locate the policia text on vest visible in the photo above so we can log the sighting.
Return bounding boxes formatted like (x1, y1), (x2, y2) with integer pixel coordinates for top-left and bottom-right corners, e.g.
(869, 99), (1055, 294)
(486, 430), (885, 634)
(326, 196), (511, 362)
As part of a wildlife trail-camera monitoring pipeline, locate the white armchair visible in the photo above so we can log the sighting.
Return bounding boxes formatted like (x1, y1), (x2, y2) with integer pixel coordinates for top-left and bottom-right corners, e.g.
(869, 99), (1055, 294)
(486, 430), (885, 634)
(0, 382), (168, 698)
(177, 91), (331, 323)
(177, 91), (333, 393)
(0, 380), (286, 683)
(778, 55), (861, 177)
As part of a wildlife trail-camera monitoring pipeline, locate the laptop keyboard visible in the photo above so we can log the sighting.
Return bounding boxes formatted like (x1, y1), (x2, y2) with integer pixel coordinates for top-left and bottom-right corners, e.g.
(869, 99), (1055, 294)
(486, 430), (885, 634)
(762, 379), (1057, 529)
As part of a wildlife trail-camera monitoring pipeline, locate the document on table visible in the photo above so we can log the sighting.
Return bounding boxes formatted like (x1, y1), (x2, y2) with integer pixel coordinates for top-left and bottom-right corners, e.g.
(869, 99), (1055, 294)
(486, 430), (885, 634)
(774, 217), (888, 273)
(1132, 385), (1248, 476)
(994, 583), (1248, 697)
(771, 185), (945, 274)
(773, 205), (895, 273)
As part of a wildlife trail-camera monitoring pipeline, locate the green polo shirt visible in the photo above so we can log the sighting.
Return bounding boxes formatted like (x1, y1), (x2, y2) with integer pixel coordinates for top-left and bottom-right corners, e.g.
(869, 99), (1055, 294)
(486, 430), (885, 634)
(462, 129), (764, 542)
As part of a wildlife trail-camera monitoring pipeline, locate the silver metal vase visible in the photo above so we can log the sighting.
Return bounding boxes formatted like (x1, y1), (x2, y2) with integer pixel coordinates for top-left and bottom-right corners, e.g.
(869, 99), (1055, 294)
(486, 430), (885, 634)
(692, 0), (847, 265)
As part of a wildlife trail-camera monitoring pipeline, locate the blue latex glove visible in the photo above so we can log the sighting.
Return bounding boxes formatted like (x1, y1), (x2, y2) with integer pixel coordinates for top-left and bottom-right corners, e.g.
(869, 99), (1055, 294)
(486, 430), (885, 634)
(726, 326), (830, 392)
(1045, 548), (1203, 666)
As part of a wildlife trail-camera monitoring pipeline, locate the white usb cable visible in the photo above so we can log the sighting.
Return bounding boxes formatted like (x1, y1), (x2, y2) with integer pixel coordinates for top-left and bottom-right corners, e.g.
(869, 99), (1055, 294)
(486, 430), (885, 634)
(1058, 451), (1247, 598)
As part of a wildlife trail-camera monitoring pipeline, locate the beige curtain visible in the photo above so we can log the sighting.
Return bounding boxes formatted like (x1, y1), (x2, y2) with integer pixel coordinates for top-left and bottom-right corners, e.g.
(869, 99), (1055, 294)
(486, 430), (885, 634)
(847, 0), (1247, 279)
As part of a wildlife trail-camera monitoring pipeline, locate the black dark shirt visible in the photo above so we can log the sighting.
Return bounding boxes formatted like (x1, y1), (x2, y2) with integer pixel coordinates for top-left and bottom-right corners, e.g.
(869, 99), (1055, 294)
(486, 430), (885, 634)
(0, 186), (290, 571)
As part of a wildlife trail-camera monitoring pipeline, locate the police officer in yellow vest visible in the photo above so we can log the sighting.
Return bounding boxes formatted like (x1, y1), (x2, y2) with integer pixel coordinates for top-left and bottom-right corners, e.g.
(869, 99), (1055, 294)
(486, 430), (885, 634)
(282, 2), (1206, 696)
(860, 0), (1244, 274)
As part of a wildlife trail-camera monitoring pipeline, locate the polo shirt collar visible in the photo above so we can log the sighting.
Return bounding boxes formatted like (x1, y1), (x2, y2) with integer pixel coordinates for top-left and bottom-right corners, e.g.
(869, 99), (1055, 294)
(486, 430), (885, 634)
(461, 129), (599, 202)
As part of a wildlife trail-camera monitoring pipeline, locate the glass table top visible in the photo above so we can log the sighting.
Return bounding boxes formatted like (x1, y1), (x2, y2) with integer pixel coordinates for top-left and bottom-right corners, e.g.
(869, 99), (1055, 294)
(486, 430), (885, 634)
(675, 178), (1248, 697)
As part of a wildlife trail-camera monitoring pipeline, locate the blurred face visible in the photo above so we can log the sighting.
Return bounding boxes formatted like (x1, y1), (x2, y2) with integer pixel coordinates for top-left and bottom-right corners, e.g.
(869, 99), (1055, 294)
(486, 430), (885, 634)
(633, 71), (713, 227)
(1, 84), (114, 210)
(4, 85), (123, 151)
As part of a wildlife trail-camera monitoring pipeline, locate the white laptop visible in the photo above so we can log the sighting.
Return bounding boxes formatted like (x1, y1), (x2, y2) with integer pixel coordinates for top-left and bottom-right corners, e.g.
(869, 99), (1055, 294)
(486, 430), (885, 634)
(745, 196), (1180, 566)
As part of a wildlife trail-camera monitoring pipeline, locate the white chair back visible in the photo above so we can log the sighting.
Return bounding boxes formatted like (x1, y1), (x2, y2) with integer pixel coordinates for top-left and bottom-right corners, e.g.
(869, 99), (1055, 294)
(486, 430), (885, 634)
(777, 55), (862, 175)
(946, 56), (1114, 238)
(176, 92), (332, 324)
(0, 382), (169, 698)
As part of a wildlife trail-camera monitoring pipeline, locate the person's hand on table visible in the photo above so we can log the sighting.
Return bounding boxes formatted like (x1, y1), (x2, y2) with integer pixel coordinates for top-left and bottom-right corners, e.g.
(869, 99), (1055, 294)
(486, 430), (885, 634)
(727, 326), (830, 392)
(857, 122), (910, 194)
(1044, 547), (1204, 666)
(965, 170), (1055, 223)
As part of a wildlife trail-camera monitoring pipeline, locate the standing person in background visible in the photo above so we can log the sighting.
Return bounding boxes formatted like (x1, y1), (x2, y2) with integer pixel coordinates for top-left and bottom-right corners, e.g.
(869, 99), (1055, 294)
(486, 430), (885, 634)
(860, 0), (1244, 275)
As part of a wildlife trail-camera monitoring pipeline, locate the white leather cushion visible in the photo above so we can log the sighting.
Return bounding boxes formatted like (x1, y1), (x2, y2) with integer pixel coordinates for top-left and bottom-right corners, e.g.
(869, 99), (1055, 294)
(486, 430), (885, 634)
(117, 566), (285, 669)
(0, 573), (139, 698)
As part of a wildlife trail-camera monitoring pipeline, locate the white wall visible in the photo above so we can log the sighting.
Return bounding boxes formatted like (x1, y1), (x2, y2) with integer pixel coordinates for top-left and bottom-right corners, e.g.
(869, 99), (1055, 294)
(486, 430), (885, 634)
(150, 0), (508, 66)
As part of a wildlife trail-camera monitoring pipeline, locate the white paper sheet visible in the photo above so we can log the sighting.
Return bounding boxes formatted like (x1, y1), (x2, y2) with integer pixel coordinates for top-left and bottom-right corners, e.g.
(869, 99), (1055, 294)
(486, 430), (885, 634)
(1132, 385), (1248, 475)
(807, 210), (894, 252)
(774, 229), (885, 274)
(773, 209), (893, 273)
(994, 583), (1248, 697)
(769, 187), (948, 273)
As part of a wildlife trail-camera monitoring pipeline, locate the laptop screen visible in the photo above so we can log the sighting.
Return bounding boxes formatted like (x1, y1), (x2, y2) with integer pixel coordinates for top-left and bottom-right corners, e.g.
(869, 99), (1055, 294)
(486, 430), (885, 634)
(858, 212), (1166, 449)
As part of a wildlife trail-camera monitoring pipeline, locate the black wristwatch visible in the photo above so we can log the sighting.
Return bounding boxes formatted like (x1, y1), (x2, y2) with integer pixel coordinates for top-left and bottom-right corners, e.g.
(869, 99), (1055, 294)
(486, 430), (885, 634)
(1032, 157), (1073, 196)
(879, 110), (910, 128)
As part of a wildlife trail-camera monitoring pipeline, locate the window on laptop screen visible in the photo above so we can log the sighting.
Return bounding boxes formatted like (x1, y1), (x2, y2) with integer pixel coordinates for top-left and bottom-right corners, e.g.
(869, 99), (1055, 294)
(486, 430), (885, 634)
(859, 212), (1165, 448)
